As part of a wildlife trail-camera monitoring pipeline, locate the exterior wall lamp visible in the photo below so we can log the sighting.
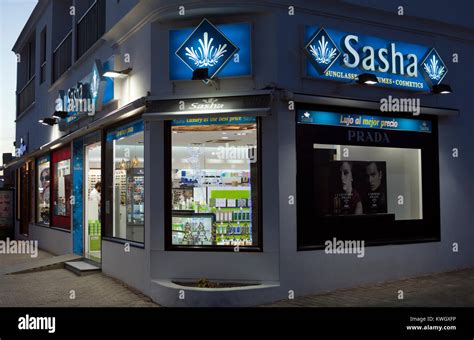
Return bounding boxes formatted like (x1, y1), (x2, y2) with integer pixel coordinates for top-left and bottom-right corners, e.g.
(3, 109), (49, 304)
(357, 73), (379, 85)
(103, 68), (132, 78)
(52, 111), (68, 119)
(192, 68), (209, 80)
(432, 84), (452, 94)
(38, 117), (58, 126)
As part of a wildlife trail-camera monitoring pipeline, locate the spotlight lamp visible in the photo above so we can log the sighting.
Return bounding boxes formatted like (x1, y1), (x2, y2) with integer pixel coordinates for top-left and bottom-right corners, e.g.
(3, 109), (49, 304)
(38, 117), (58, 126)
(52, 111), (68, 119)
(103, 67), (132, 78)
(432, 84), (452, 94)
(357, 73), (379, 85)
(192, 68), (209, 80)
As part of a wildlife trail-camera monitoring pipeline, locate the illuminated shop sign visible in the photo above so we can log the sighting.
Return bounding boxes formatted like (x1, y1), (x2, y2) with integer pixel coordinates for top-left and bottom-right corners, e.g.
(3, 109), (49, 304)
(297, 110), (432, 133)
(172, 116), (256, 127)
(106, 120), (144, 142)
(15, 137), (27, 157)
(170, 20), (251, 81)
(144, 94), (271, 116)
(56, 59), (114, 124)
(304, 27), (447, 91)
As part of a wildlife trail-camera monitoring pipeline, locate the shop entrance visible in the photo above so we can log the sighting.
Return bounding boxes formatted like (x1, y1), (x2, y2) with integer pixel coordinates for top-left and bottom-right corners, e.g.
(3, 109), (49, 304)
(84, 142), (102, 262)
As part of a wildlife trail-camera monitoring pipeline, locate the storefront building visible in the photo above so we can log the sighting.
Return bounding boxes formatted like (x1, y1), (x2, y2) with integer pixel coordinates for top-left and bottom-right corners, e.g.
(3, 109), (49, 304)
(6, 0), (473, 306)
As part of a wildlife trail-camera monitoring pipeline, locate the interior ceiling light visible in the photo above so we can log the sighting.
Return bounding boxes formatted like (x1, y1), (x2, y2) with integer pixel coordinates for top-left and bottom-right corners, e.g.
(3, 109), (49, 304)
(103, 67), (132, 78)
(432, 84), (452, 94)
(357, 73), (379, 85)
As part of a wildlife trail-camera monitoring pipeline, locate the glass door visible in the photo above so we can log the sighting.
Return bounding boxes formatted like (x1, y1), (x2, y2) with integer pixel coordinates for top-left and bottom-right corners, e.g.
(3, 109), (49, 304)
(84, 142), (102, 262)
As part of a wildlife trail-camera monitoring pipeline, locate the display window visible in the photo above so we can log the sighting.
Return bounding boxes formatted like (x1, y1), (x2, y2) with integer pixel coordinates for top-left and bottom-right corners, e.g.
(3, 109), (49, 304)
(51, 145), (72, 230)
(104, 120), (145, 243)
(165, 116), (261, 250)
(296, 107), (440, 249)
(37, 155), (50, 225)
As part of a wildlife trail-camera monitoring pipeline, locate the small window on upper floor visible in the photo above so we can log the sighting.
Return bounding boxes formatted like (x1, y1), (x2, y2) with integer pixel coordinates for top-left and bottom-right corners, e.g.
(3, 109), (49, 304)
(40, 26), (47, 84)
(76, 0), (106, 60)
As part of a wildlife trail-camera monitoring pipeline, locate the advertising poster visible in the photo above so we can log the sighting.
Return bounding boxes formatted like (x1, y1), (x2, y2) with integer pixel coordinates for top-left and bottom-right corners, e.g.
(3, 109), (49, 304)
(329, 161), (387, 215)
(0, 190), (13, 228)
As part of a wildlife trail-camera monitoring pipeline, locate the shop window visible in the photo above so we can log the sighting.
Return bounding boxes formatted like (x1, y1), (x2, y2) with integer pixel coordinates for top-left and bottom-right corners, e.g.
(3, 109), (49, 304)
(104, 120), (145, 243)
(37, 155), (50, 225)
(51, 146), (72, 230)
(166, 116), (261, 250)
(312, 145), (422, 220)
(296, 108), (440, 249)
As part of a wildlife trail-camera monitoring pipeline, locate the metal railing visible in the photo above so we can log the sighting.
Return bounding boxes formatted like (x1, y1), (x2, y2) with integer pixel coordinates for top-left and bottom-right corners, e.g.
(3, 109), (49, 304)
(52, 30), (72, 83)
(76, 0), (105, 59)
(17, 75), (35, 115)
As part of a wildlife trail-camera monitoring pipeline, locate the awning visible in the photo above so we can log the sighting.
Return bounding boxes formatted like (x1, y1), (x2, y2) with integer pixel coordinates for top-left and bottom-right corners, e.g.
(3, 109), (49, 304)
(143, 90), (273, 121)
(292, 93), (459, 116)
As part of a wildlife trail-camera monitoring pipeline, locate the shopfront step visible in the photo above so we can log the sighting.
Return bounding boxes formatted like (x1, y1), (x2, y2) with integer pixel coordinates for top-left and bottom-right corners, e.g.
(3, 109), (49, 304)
(64, 261), (101, 276)
(0, 254), (82, 275)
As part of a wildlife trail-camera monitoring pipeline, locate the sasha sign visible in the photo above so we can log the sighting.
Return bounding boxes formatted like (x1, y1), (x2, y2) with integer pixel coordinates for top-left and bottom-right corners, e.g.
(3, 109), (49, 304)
(304, 27), (447, 91)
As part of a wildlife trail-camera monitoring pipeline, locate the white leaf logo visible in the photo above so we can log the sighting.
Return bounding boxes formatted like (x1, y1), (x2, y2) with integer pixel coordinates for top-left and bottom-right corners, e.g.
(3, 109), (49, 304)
(185, 32), (228, 67)
(309, 35), (337, 64)
(423, 55), (445, 81)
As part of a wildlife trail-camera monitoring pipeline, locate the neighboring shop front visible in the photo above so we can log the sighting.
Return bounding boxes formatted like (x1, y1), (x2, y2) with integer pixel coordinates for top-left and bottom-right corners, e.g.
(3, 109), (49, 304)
(10, 55), (148, 262)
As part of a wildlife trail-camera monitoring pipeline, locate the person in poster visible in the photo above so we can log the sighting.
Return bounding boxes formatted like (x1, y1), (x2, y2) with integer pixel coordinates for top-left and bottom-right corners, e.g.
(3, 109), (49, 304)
(39, 167), (50, 223)
(363, 161), (387, 214)
(334, 161), (363, 215)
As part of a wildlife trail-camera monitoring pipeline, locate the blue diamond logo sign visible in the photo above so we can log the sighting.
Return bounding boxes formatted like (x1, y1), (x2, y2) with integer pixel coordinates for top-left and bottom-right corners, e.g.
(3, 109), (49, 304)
(421, 48), (447, 85)
(305, 28), (341, 75)
(176, 18), (239, 82)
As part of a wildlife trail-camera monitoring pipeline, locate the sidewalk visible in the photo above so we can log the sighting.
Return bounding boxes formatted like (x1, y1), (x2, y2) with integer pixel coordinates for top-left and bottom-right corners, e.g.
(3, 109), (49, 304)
(0, 251), (158, 307)
(1, 251), (473, 307)
(265, 268), (474, 307)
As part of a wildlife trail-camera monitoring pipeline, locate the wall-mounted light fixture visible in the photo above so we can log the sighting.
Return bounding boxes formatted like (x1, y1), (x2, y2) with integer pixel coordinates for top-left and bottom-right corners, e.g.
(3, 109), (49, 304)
(103, 67), (132, 78)
(52, 111), (68, 119)
(38, 117), (58, 126)
(357, 73), (379, 85)
(432, 84), (452, 94)
(192, 68), (209, 81)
